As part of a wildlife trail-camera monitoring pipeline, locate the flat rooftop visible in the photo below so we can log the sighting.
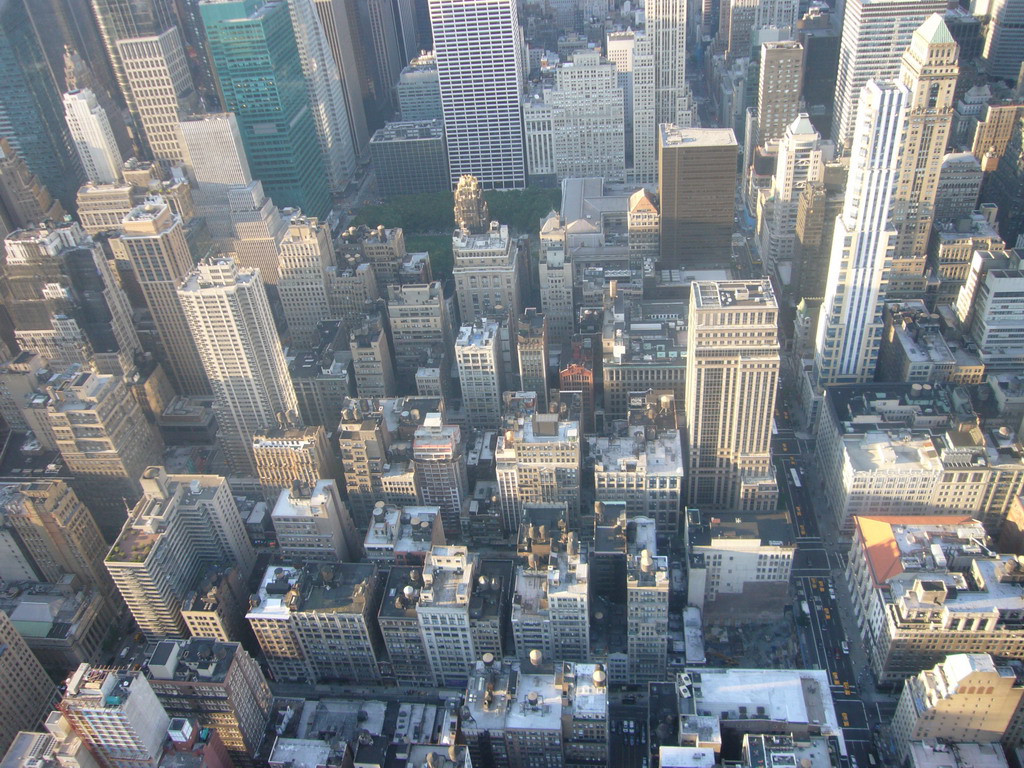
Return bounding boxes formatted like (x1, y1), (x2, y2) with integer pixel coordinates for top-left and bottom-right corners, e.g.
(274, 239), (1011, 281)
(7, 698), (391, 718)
(660, 124), (737, 147)
(505, 673), (561, 731)
(692, 280), (777, 309)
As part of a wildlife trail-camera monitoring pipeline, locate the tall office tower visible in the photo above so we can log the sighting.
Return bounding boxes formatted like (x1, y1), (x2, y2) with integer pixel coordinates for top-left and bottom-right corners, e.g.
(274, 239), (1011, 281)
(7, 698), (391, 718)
(758, 115), (832, 274)
(89, 0), (176, 110)
(0, 141), (66, 237)
(831, 0), (946, 152)
(794, 159), (848, 303)
(46, 371), (164, 539)
(178, 259), (300, 476)
(116, 27), (197, 167)
(350, 312), (397, 398)
(109, 202), (210, 395)
(277, 215), (333, 346)
(58, 665), (170, 768)
(416, 546), (481, 686)
(982, 0), (1024, 81)
(456, 320), (505, 429)
(178, 113), (251, 240)
(338, 399), (391, 526)
(63, 89), (122, 184)
(0, 612), (58, 754)
(496, 407), (581, 535)
(646, 0), (688, 128)
(990, 117), (1024, 247)
(606, 31), (635, 127)
(378, 566), (436, 686)
(658, 125), (738, 269)
(252, 424), (336, 499)
(888, 15), (959, 296)
(557, 663), (609, 766)
(312, 0), (371, 159)
(430, 0), (526, 189)
(337, 224), (408, 295)
(516, 310), (548, 411)
(0, 0), (83, 211)
(147, 638), (272, 767)
(365, 0), (404, 104)
(227, 182), (288, 284)
(452, 222), (522, 325)
(63, 41), (133, 157)
(756, 42), (804, 145)
(934, 152), (983, 223)
(626, 549), (669, 684)
(413, 414), (467, 538)
(537, 214), (573, 349)
(388, 282), (454, 379)
(630, 33), (658, 184)
(271, 479), (359, 562)
(201, 0), (331, 218)
(106, 467), (256, 638)
(453, 174), (490, 233)
(512, 547), (589, 664)
(815, 82), (908, 386)
(247, 563), (385, 684)
(371, 120), (449, 196)
(287, 0), (356, 193)
(398, 53), (442, 121)
(0, 480), (112, 592)
(686, 280), (780, 510)
(522, 51), (626, 183)
(797, 6), (840, 139)
(560, 338), (596, 434)
(723, 0), (759, 60)
(1, 222), (140, 376)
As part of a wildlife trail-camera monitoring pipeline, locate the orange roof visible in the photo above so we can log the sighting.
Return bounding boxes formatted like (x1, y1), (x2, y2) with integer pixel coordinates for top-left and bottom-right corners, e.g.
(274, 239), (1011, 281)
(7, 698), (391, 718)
(853, 515), (977, 589)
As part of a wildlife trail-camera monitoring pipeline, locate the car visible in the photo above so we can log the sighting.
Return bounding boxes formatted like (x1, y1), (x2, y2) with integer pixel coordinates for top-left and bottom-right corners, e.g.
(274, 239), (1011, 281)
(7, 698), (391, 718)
(842, 641), (850, 654)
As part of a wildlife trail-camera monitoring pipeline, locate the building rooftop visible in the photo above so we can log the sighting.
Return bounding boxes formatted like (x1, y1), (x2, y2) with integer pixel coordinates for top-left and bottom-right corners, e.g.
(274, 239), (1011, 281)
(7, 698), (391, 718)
(692, 280), (777, 310)
(420, 546), (473, 608)
(148, 637), (239, 684)
(0, 579), (100, 641)
(688, 509), (794, 548)
(659, 124), (738, 148)
(560, 663), (607, 719)
(907, 741), (1008, 768)
(268, 738), (332, 768)
(590, 428), (684, 476)
(464, 658), (517, 732)
(456, 321), (500, 348)
(504, 672), (561, 731)
(378, 565), (423, 620)
(843, 430), (942, 473)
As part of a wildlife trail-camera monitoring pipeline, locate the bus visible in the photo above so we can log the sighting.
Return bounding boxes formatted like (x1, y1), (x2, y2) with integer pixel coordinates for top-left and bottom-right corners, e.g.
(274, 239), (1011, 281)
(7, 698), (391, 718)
(790, 468), (802, 488)
(772, 418), (779, 436)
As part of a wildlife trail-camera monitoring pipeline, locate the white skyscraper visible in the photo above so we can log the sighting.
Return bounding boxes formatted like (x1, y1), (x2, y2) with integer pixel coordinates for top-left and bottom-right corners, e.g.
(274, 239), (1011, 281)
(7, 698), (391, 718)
(630, 33), (657, 183)
(815, 81), (909, 386)
(831, 0), (947, 152)
(178, 258), (300, 476)
(288, 0), (356, 192)
(63, 89), (122, 184)
(180, 113), (252, 240)
(455, 320), (504, 429)
(430, 0), (526, 189)
(646, 0), (688, 128)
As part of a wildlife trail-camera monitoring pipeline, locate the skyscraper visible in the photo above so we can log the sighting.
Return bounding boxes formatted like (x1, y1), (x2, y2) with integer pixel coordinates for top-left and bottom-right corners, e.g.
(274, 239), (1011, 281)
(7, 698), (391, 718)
(455, 320), (504, 429)
(888, 15), (958, 296)
(116, 26), (198, 167)
(178, 258), (300, 476)
(816, 81), (909, 385)
(756, 42), (804, 145)
(412, 414), (467, 538)
(0, 0), (83, 210)
(63, 89), (122, 184)
(646, 0), (688, 128)
(277, 215), (334, 346)
(686, 280), (780, 510)
(516, 309), (548, 410)
(430, 0), (526, 189)
(179, 112), (251, 240)
(0, 611), (59, 755)
(982, 0), (1024, 81)
(286, 0), (356, 193)
(831, 0), (946, 152)
(658, 125), (737, 269)
(110, 201), (211, 395)
(201, 0), (331, 217)
(312, 0), (371, 158)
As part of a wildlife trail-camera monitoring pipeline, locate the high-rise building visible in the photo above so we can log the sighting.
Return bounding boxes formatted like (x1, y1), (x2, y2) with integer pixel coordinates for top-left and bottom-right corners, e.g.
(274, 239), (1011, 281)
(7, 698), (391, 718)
(0, 480), (111, 592)
(247, 563), (385, 684)
(516, 309), (548, 410)
(106, 467), (256, 638)
(629, 33), (657, 183)
(933, 152), (983, 223)
(416, 546), (481, 686)
(430, 0), (526, 189)
(794, 159), (847, 303)
(178, 112), (252, 241)
(311, 0), (372, 159)
(287, 0), (356, 193)
(982, 0), (1024, 81)
(277, 215), (334, 346)
(658, 125), (738, 269)
(178, 258), (300, 476)
(452, 222), (523, 326)
(511, 546), (589, 665)
(370, 120), (450, 197)
(686, 280), (780, 510)
(756, 42), (804, 146)
(227, 181), (288, 285)
(377, 565), (435, 686)
(0, 140), (66, 237)
(397, 53), (442, 121)
(350, 311), (397, 398)
(0, 0), (83, 211)
(252, 424), (336, 499)
(388, 282), (454, 379)
(455, 320), (505, 429)
(522, 51), (626, 183)
(58, 665), (169, 768)
(110, 201), (211, 395)
(646, 0), (688, 129)
(797, 6), (840, 139)
(453, 174), (489, 233)
(888, 15), (958, 296)
(892, 653), (1024, 763)
(270, 479), (359, 562)
(116, 27), (197, 167)
(45, 371), (164, 539)
(201, 0), (331, 218)
(413, 414), (467, 538)
(0, 611), (58, 755)
(147, 638), (271, 766)
(63, 89), (121, 184)
(831, 0), (947, 152)
(626, 549), (669, 684)
(815, 81), (908, 387)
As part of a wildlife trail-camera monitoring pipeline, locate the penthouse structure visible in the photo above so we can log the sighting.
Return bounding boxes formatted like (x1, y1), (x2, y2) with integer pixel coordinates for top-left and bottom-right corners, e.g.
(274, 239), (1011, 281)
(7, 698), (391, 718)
(363, 503), (445, 565)
(246, 563), (385, 684)
(847, 516), (1024, 683)
(105, 468), (255, 639)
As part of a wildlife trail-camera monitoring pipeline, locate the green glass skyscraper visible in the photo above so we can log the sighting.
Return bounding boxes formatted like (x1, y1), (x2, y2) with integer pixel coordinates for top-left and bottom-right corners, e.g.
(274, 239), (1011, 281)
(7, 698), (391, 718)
(201, 0), (331, 218)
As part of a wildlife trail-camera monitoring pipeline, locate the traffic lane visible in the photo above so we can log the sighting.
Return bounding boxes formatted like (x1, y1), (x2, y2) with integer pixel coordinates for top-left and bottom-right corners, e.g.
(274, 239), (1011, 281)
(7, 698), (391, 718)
(608, 711), (647, 768)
